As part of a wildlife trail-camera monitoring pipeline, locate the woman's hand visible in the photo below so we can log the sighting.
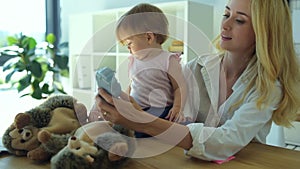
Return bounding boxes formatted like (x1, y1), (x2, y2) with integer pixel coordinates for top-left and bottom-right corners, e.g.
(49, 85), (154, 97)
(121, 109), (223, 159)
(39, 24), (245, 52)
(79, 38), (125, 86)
(88, 104), (104, 122)
(95, 89), (193, 150)
(95, 89), (156, 125)
(94, 89), (123, 123)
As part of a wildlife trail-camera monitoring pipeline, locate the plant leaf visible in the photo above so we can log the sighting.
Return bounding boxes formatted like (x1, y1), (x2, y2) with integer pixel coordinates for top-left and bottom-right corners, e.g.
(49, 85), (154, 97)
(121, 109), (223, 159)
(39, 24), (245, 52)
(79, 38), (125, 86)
(5, 70), (16, 83)
(60, 69), (69, 77)
(17, 75), (31, 92)
(53, 81), (64, 91)
(48, 65), (59, 73)
(3, 60), (16, 71)
(58, 42), (68, 48)
(2, 57), (26, 72)
(27, 37), (37, 50)
(20, 93), (30, 98)
(55, 54), (69, 69)
(2, 32), (69, 100)
(30, 60), (43, 78)
(7, 36), (18, 45)
(26, 48), (35, 57)
(21, 36), (37, 51)
(54, 83), (67, 94)
(31, 80), (43, 99)
(31, 88), (43, 99)
(46, 33), (56, 44)
(41, 83), (54, 94)
(57, 88), (67, 94)
(15, 61), (26, 72)
(20, 36), (28, 48)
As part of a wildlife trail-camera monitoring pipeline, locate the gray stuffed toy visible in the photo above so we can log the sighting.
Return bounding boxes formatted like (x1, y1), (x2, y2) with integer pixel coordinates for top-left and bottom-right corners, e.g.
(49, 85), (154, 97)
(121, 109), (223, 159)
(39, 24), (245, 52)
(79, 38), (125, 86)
(50, 121), (136, 169)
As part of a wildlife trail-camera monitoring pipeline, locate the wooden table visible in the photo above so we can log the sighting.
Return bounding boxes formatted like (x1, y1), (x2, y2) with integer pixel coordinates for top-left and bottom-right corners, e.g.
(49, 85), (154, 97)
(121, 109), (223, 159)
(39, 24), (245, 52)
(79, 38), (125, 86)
(0, 142), (299, 169)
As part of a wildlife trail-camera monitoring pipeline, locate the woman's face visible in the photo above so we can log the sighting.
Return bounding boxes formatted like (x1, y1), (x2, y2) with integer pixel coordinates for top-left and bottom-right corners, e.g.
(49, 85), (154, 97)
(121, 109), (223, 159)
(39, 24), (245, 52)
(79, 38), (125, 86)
(219, 0), (256, 54)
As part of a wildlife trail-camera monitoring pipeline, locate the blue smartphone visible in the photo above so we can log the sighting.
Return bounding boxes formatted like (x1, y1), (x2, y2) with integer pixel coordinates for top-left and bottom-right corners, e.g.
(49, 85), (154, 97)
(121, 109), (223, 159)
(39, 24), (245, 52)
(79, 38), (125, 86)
(95, 67), (121, 97)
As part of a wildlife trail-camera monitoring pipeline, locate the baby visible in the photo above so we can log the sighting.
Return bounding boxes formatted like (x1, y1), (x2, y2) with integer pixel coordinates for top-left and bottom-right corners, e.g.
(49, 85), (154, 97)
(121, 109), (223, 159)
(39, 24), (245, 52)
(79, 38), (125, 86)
(115, 3), (188, 137)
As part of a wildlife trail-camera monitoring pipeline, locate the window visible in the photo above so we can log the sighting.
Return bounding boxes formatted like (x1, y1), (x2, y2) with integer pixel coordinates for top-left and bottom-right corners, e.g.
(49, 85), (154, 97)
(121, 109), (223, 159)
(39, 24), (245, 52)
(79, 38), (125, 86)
(0, 0), (46, 47)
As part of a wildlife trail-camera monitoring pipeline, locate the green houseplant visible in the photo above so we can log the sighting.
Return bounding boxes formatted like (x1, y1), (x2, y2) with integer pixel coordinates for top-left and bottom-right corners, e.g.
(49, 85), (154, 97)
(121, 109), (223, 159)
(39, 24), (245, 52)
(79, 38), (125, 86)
(1, 33), (69, 99)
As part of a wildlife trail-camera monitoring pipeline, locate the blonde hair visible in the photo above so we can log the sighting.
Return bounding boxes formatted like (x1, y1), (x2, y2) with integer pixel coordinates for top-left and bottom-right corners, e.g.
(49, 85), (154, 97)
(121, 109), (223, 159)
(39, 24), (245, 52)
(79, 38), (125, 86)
(215, 0), (300, 126)
(115, 3), (169, 44)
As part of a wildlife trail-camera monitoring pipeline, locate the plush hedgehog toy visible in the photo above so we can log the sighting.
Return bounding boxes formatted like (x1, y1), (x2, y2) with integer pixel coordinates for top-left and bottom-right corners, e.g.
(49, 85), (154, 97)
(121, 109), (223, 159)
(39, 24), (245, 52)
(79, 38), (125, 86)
(51, 121), (136, 169)
(1, 94), (88, 161)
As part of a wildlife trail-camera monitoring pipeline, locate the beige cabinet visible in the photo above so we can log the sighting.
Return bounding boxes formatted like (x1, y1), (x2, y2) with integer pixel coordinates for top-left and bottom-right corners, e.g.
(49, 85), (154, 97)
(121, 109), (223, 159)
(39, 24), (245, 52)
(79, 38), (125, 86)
(69, 1), (214, 110)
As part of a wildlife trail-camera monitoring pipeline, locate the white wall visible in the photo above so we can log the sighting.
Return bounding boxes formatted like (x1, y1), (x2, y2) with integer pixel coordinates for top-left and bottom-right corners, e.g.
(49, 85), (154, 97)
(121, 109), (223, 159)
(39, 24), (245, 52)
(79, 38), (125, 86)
(61, 0), (299, 47)
(60, 0), (105, 43)
(101, 0), (215, 9)
(212, 0), (226, 39)
(60, 0), (226, 43)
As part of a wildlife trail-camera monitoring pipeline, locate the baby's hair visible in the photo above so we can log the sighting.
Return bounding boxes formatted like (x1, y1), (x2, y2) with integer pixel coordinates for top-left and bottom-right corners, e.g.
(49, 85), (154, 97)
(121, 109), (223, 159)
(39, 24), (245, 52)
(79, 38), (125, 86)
(116, 3), (169, 45)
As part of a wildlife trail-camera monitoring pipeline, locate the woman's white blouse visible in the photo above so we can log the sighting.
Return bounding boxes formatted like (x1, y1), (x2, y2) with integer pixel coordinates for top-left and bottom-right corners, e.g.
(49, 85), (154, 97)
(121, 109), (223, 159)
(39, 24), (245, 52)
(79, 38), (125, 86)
(184, 54), (282, 161)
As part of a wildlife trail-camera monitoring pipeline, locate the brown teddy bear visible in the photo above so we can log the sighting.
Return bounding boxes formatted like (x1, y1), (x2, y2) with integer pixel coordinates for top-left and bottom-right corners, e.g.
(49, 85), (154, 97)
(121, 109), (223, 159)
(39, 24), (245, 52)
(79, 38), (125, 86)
(2, 94), (88, 162)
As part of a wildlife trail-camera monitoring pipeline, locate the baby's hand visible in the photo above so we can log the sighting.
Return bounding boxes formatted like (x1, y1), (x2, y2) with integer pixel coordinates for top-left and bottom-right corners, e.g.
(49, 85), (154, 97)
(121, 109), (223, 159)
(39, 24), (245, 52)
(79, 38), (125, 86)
(166, 107), (186, 123)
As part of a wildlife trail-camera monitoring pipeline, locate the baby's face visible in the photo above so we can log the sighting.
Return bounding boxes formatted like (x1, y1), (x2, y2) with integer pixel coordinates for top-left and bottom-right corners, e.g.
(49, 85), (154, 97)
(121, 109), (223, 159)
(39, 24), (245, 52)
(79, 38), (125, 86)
(122, 34), (149, 55)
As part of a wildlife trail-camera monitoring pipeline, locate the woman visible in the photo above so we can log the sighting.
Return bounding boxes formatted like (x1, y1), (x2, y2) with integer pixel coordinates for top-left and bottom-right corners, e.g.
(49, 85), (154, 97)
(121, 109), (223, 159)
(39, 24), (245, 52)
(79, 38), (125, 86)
(93, 0), (300, 161)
